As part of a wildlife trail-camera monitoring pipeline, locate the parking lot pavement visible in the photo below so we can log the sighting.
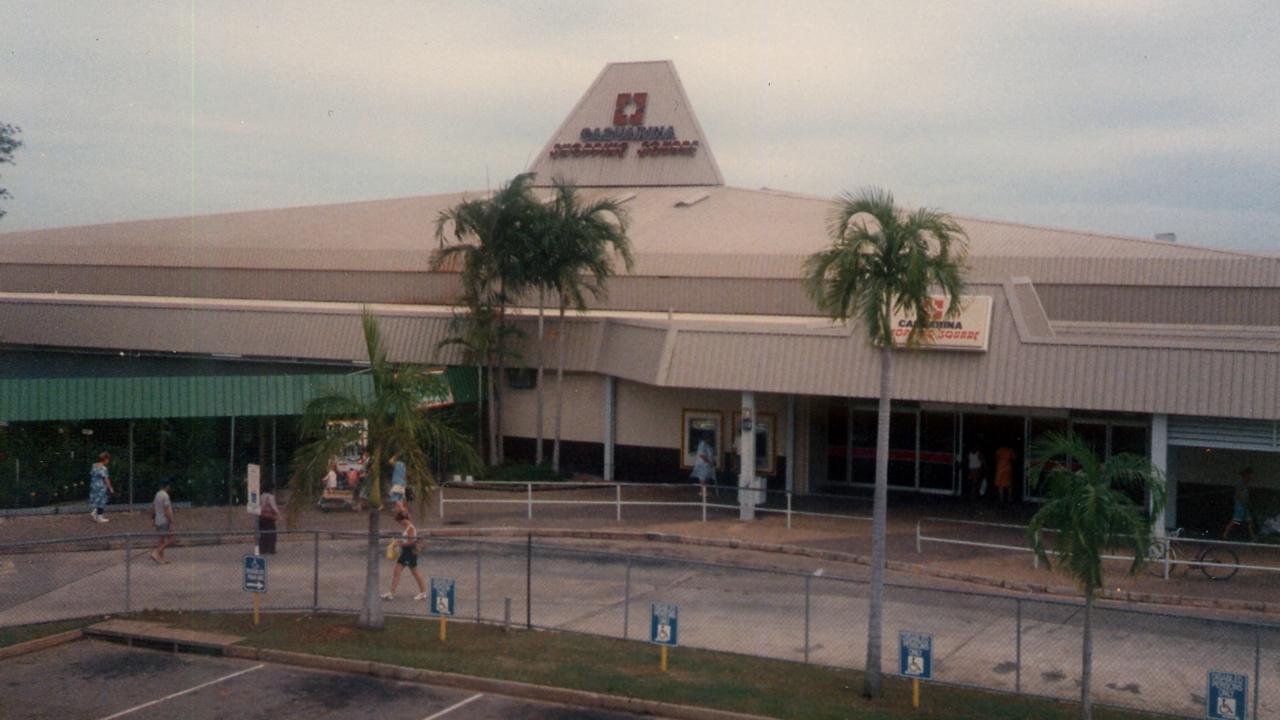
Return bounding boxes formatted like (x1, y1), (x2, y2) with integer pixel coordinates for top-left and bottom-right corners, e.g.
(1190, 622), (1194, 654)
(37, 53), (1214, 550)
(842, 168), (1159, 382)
(0, 639), (663, 720)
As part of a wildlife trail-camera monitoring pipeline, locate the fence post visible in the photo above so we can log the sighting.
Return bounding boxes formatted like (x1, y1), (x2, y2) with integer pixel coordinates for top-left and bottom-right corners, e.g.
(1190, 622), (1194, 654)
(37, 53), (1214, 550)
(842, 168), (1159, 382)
(616, 484), (621, 522)
(1015, 598), (1022, 695)
(124, 534), (132, 613)
(527, 483), (533, 520)
(786, 492), (792, 530)
(623, 555), (632, 639)
(1254, 627), (1262, 720)
(311, 532), (320, 612)
(525, 532), (532, 629)
(475, 543), (482, 621)
(803, 574), (811, 664)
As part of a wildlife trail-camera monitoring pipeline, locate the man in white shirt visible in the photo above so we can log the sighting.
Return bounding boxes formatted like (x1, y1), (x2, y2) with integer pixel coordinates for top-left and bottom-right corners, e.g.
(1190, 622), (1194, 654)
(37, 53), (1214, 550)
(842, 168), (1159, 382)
(150, 478), (174, 564)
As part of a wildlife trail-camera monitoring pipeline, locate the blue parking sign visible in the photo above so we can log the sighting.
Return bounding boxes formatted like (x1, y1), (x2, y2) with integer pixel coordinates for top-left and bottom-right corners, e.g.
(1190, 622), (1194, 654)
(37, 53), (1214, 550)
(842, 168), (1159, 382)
(243, 555), (267, 593)
(1207, 671), (1248, 720)
(429, 577), (455, 616)
(899, 631), (932, 680)
(650, 602), (678, 646)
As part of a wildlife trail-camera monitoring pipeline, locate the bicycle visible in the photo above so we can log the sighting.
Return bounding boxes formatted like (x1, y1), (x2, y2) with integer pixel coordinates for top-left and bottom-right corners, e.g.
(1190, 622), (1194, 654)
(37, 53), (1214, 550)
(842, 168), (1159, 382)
(1145, 527), (1239, 581)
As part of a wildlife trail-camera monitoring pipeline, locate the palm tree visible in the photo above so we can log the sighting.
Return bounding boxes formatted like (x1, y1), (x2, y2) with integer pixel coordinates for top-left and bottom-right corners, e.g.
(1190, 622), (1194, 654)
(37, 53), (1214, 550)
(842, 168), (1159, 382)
(433, 173), (542, 465)
(288, 311), (480, 629)
(1027, 432), (1166, 720)
(540, 179), (633, 472)
(802, 186), (967, 698)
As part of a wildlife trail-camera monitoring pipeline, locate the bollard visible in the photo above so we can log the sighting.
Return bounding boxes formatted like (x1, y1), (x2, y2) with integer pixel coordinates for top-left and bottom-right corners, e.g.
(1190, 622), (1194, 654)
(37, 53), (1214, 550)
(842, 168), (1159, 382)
(504, 597), (512, 633)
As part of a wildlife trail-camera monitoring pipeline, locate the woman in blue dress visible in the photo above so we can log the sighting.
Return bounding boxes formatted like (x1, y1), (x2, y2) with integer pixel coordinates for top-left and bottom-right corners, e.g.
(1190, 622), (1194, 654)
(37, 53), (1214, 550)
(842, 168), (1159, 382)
(88, 451), (114, 523)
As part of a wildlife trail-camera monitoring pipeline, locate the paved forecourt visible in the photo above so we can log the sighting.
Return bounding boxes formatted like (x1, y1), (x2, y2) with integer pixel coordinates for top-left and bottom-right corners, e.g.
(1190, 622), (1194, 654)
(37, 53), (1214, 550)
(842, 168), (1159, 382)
(0, 638), (660, 720)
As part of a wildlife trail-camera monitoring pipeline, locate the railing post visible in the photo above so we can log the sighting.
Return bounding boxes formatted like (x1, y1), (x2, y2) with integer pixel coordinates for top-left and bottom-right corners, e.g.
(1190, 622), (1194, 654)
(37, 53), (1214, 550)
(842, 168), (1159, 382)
(525, 532), (532, 629)
(786, 492), (792, 530)
(527, 483), (533, 520)
(475, 543), (482, 621)
(439, 485), (445, 520)
(616, 484), (622, 522)
(1015, 598), (1023, 694)
(623, 556), (632, 640)
(701, 485), (707, 523)
(124, 534), (132, 613)
(916, 518), (922, 553)
(803, 574), (811, 664)
(312, 531), (320, 612)
(1163, 539), (1170, 580)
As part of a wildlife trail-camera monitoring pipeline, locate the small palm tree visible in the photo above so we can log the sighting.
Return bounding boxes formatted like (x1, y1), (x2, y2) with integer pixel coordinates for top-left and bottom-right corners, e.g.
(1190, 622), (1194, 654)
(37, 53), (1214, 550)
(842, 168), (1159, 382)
(1028, 432), (1166, 720)
(289, 311), (480, 630)
(803, 186), (967, 698)
(434, 173), (541, 465)
(540, 179), (633, 472)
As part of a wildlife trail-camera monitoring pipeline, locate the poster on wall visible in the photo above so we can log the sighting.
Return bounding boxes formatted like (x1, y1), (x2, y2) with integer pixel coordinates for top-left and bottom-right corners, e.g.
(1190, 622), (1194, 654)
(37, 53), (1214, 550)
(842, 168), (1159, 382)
(681, 410), (722, 470)
(733, 412), (777, 476)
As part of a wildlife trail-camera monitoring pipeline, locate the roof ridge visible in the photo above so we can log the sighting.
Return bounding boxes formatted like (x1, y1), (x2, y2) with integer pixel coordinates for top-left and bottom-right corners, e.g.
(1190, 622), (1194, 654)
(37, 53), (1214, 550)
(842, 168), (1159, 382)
(952, 212), (1267, 259)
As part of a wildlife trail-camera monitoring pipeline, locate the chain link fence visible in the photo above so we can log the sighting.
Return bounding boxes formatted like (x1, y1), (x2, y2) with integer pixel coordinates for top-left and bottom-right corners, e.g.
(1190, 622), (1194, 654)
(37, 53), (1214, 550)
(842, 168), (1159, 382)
(1, 530), (1277, 719)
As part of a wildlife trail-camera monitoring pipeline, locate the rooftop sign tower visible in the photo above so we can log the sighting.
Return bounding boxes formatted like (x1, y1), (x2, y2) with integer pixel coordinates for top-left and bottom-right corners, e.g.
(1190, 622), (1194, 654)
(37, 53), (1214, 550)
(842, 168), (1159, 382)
(528, 60), (724, 188)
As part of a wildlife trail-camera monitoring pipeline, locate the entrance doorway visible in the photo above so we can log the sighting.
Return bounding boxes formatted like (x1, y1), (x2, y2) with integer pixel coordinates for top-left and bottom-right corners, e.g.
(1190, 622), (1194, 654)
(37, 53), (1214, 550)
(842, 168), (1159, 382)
(962, 414), (1026, 502)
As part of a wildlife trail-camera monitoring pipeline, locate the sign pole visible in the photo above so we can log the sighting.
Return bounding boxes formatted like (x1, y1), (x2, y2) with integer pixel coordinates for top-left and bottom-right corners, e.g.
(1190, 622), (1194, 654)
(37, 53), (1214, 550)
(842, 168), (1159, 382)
(253, 591), (260, 626)
(912, 678), (919, 709)
(660, 645), (668, 672)
(439, 616), (447, 642)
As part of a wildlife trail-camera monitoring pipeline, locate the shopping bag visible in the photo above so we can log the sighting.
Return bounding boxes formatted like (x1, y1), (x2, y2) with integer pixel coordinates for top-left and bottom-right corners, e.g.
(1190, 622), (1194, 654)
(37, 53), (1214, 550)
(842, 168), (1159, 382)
(385, 539), (400, 560)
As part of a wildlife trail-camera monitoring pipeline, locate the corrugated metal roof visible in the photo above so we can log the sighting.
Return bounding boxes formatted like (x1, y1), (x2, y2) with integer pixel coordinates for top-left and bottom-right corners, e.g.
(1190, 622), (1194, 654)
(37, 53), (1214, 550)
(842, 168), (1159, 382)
(0, 374), (372, 422)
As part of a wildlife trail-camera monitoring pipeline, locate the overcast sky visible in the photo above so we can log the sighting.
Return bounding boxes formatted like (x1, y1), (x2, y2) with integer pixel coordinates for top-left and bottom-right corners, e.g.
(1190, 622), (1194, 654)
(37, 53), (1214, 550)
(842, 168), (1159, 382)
(2, 1), (1278, 252)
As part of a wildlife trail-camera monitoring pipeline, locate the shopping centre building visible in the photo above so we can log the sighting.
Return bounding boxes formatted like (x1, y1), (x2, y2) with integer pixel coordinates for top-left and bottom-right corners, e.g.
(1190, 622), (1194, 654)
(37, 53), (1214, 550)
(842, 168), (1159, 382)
(0, 61), (1277, 529)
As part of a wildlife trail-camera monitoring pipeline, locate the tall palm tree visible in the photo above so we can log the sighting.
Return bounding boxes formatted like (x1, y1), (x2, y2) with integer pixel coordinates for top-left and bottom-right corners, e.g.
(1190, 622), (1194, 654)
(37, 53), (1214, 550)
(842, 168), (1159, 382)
(540, 179), (633, 472)
(1027, 432), (1166, 720)
(802, 186), (967, 698)
(289, 311), (480, 630)
(433, 173), (541, 465)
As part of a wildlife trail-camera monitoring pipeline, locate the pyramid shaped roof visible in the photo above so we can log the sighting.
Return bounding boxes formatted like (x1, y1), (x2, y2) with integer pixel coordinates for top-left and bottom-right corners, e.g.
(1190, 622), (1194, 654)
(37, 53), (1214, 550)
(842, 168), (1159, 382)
(527, 60), (724, 187)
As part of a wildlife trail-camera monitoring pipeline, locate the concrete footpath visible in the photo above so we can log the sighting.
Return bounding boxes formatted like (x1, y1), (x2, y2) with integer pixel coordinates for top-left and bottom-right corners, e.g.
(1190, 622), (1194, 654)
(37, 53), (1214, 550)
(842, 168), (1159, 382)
(2, 489), (1278, 619)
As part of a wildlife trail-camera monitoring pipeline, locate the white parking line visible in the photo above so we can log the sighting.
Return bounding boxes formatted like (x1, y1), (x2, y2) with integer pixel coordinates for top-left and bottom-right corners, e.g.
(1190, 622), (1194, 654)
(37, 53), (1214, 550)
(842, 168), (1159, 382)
(420, 693), (484, 720)
(97, 663), (265, 720)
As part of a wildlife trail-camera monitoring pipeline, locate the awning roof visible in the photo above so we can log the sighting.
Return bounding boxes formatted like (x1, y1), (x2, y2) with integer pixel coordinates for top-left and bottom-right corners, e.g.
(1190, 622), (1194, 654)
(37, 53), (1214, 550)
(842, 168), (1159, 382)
(0, 368), (475, 422)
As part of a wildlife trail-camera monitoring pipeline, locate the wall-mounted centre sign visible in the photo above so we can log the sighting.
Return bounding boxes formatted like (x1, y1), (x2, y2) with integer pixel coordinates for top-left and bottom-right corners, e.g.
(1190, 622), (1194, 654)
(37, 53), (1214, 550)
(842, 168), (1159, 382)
(890, 295), (993, 352)
(549, 90), (699, 161)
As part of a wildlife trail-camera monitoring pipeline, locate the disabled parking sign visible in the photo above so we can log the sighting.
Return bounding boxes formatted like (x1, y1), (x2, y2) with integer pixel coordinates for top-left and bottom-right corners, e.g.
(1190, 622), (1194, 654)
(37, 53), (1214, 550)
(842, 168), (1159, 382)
(242, 555), (267, 593)
(650, 602), (678, 646)
(899, 631), (932, 680)
(1207, 670), (1248, 720)
(429, 577), (455, 617)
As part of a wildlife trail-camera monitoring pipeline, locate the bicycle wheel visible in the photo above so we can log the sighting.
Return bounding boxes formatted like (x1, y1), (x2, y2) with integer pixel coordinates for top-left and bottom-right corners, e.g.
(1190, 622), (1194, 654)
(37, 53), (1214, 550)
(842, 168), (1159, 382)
(1198, 545), (1239, 581)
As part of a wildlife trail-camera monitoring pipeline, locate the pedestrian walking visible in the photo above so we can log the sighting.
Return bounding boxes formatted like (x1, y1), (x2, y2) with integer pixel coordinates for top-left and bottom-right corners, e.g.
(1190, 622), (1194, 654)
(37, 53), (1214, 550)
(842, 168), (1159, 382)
(690, 437), (717, 496)
(88, 451), (114, 523)
(1222, 467), (1256, 541)
(994, 446), (1016, 503)
(381, 510), (427, 601)
(388, 453), (407, 512)
(150, 478), (173, 564)
(258, 482), (281, 554)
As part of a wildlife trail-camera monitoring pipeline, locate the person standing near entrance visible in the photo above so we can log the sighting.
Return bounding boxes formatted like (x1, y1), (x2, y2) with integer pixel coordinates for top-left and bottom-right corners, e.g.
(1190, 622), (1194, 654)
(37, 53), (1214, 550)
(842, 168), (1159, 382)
(88, 452), (114, 523)
(150, 478), (173, 564)
(387, 453), (407, 513)
(258, 482), (281, 554)
(691, 437), (717, 492)
(1222, 467), (1256, 541)
(994, 446), (1016, 503)
(966, 447), (985, 498)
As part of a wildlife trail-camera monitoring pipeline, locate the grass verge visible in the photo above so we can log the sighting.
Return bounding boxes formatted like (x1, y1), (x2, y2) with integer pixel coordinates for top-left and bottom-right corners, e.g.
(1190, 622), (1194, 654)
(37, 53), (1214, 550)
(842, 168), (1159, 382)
(0, 617), (96, 649)
(119, 610), (1179, 720)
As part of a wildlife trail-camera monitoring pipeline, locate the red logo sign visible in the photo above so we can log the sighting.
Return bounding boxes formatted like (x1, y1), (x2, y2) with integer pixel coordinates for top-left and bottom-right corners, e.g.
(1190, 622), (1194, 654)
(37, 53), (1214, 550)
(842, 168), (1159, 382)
(613, 93), (647, 126)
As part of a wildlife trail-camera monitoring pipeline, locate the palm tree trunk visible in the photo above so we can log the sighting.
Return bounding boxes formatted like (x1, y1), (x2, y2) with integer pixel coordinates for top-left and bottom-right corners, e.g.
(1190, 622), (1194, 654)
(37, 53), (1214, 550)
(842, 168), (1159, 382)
(1081, 590), (1094, 720)
(494, 299), (506, 463)
(863, 342), (893, 698)
(553, 298), (566, 473)
(357, 508), (384, 629)
(535, 287), (546, 466)
(486, 356), (499, 466)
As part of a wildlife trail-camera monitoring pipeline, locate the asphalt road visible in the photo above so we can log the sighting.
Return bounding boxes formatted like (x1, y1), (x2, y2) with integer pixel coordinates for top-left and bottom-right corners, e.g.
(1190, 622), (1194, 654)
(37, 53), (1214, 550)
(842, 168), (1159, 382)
(0, 639), (661, 720)
(2, 536), (1277, 719)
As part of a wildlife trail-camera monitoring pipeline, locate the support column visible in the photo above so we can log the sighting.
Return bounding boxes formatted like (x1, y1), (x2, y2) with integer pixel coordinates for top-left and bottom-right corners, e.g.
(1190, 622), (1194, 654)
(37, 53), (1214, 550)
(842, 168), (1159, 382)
(603, 376), (616, 482)
(785, 395), (796, 494)
(739, 391), (756, 521)
(1151, 413), (1172, 532)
